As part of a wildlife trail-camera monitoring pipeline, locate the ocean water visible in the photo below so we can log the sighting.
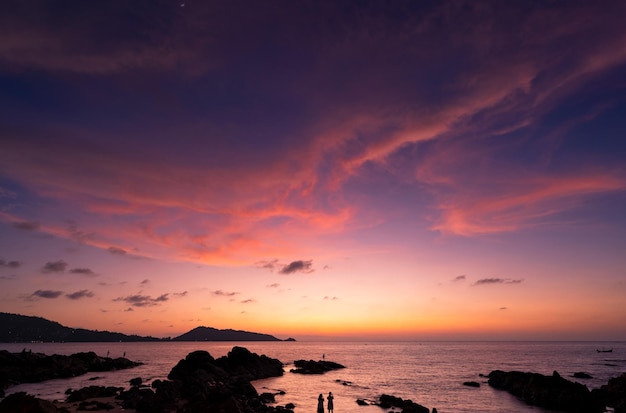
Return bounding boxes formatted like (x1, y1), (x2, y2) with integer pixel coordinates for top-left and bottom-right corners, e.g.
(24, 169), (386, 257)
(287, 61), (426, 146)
(1, 341), (624, 412)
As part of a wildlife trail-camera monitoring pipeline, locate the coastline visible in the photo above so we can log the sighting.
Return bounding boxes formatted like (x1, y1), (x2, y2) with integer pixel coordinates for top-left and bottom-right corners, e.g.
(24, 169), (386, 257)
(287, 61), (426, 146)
(1, 341), (625, 413)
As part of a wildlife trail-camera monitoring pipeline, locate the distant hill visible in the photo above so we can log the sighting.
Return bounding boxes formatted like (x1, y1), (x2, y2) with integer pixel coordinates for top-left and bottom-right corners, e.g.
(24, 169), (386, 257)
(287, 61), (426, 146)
(0, 312), (161, 343)
(172, 326), (282, 341)
(0, 312), (294, 343)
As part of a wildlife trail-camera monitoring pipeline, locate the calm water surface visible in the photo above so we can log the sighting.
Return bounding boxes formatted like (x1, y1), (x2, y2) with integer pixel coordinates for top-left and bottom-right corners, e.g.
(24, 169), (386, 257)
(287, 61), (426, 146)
(2, 341), (624, 412)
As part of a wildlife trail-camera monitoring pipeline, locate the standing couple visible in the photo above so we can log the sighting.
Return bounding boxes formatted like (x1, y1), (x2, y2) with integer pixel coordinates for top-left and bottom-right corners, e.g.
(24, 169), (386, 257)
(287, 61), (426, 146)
(317, 392), (334, 413)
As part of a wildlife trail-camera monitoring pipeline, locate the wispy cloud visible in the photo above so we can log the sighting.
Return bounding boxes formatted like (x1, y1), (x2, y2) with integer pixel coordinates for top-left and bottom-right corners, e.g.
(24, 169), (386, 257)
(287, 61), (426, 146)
(31, 290), (63, 299)
(42, 260), (68, 273)
(12, 220), (40, 231)
(108, 246), (127, 255)
(473, 278), (523, 286)
(0, 259), (21, 268)
(69, 268), (97, 277)
(279, 260), (314, 275)
(212, 290), (239, 297)
(114, 293), (169, 307)
(452, 275), (466, 282)
(66, 289), (94, 300)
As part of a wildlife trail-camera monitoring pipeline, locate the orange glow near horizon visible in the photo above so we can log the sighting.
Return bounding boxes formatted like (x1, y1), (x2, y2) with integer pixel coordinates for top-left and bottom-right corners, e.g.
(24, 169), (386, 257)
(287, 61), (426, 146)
(1, 1), (626, 342)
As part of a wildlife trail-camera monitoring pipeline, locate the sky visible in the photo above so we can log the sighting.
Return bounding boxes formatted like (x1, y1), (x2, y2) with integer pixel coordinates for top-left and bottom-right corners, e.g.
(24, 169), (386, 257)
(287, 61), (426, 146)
(1, 0), (625, 341)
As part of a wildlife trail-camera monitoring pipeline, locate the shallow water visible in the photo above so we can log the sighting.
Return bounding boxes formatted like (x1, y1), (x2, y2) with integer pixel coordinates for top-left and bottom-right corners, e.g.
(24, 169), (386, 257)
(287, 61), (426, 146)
(2, 341), (624, 412)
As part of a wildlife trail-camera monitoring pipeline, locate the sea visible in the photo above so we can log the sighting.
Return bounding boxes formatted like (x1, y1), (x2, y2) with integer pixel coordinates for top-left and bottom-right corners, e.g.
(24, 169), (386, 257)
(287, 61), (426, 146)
(1, 341), (624, 413)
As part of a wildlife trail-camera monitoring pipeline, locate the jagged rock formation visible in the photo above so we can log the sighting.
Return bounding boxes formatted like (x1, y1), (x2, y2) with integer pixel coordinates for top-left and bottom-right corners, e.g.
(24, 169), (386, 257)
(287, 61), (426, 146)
(488, 370), (604, 413)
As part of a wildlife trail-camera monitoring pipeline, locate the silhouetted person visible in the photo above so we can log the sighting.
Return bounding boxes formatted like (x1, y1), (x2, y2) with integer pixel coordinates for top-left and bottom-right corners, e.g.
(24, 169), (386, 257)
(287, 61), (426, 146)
(317, 393), (324, 413)
(327, 392), (334, 413)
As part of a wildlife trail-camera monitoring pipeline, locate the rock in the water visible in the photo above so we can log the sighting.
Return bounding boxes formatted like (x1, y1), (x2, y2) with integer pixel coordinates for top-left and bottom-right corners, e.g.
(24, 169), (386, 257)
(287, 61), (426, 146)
(129, 377), (142, 386)
(463, 381), (480, 387)
(134, 347), (288, 413)
(378, 394), (429, 413)
(0, 349), (140, 391)
(488, 370), (604, 413)
(289, 359), (345, 374)
(573, 372), (592, 379)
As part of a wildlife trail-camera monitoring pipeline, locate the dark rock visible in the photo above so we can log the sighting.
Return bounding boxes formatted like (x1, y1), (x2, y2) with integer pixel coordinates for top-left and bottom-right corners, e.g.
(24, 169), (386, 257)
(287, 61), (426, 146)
(66, 385), (123, 402)
(488, 370), (604, 413)
(0, 392), (64, 413)
(129, 377), (142, 386)
(378, 394), (429, 413)
(260, 392), (276, 403)
(285, 402), (296, 409)
(156, 347), (285, 413)
(356, 399), (368, 405)
(573, 372), (592, 379)
(463, 381), (480, 387)
(592, 372), (626, 413)
(214, 346), (285, 380)
(77, 400), (114, 411)
(0, 350), (141, 392)
(289, 359), (345, 374)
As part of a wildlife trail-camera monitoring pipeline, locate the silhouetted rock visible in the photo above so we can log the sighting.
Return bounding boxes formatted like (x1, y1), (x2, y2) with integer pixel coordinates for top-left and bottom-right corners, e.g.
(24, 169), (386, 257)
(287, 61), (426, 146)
(463, 381), (480, 387)
(356, 399), (368, 405)
(128, 347), (288, 413)
(0, 392), (65, 413)
(488, 370), (604, 413)
(573, 372), (592, 379)
(592, 372), (626, 413)
(77, 399), (114, 411)
(129, 377), (142, 386)
(289, 359), (345, 374)
(378, 394), (429, 413)
(214, 346), (285, 380)
(0, 350), (141, 392)
(66, 385), (123, 402)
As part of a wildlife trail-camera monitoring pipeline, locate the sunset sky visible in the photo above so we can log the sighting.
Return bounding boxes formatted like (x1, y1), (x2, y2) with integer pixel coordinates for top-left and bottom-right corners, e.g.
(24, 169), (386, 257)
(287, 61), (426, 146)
(1, 1), (625, 341)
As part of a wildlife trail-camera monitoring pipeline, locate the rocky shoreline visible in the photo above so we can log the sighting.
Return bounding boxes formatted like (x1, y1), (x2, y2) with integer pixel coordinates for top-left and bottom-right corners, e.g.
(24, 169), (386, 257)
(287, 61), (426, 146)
(1, 347), (625, 413)
(0, 349), (141, 396)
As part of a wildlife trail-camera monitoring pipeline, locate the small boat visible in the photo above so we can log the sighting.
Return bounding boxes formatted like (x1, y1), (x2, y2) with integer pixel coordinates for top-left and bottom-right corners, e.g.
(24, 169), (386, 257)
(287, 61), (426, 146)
(596, 348), (613, 353)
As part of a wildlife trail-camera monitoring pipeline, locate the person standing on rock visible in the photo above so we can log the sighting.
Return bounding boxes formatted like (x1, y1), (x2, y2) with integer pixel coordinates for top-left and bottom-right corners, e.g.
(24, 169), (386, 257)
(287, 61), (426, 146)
(317, 393), (324, 413)
(327, 392), (334, 413)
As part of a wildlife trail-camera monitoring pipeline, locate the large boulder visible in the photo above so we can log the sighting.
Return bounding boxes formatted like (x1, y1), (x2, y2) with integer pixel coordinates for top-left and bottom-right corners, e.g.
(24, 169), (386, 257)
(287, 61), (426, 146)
(150, 347), (286, 413)
(488, 370), (604, 413)
(214, 346), (284, 380)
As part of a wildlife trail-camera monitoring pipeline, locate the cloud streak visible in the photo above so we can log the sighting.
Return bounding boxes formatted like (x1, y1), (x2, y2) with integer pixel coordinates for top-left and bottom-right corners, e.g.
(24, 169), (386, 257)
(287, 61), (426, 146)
(113, 293), (169, 307)
(473, 278), (524, 286)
